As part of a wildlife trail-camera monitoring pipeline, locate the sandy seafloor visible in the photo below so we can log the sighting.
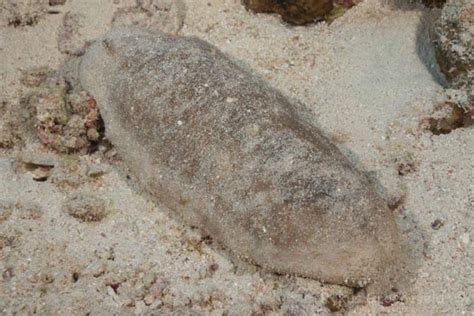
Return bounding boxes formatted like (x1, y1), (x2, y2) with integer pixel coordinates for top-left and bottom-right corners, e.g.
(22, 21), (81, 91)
(0, 0), (472, 314)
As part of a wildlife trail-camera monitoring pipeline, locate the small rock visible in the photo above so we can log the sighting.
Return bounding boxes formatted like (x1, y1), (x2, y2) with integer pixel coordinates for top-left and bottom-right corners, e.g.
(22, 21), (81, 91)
(87, 127), (100, 141)
(423, 90), (473, 135)
(86, 163), (108, 178)
(17, 150), (57, 167)
(2, 267), (15, 280)
(325, 294), (349, 312)
(58, 12), (87, 56)
(31, 165), (52, 181)
(432, 0), (473, 90)
(394, 153), (417, 176)
(242, 0), (333, 25)
(95, 247), (115, 260)
(23, 68), (102, 153)
(20, 66), (55, 87)
(380, 291), (404, 307)
(209, 263), (219, 273)
(431, 219), (444, 230)
(64, 192), (110, 223)
(32, 82), (69, 129)
(429, 0), (473, 138)
(0, 126), (20, 149)
(15, 159), (54, 182)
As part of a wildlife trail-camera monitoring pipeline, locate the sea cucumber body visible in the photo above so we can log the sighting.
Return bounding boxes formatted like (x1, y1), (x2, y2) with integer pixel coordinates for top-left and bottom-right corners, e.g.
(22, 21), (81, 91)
(80, 28), (401, 286)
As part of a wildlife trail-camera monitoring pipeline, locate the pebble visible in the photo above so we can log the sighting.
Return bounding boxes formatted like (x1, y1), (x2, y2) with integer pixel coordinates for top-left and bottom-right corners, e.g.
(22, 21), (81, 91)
(242, 0), (333, 25)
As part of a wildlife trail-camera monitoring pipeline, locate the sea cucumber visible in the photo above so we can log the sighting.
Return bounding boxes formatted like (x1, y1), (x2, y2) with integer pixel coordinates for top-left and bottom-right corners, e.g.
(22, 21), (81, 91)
(79, 27), (401, 287)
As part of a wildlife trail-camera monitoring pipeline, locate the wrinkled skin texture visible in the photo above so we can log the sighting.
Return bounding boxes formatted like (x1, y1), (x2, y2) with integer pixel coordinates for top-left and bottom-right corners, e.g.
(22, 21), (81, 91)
(79, 28), (401, 287)
(242, 0), (333, 25)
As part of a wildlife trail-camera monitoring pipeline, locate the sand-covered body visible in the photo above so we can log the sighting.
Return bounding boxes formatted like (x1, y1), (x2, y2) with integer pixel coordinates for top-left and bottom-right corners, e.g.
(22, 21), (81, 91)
(80, 28), (401, 287)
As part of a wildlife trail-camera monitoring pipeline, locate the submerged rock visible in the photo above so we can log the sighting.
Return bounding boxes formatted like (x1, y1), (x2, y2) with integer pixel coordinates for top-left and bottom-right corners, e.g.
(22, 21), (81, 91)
(432, 0), (473, 91)
(58, 12), (87, 56)
(22, 67), (101, 154)
(242, 0), (333, 25)
(431, 0), (473, 133)
(79, 28), (401, 288)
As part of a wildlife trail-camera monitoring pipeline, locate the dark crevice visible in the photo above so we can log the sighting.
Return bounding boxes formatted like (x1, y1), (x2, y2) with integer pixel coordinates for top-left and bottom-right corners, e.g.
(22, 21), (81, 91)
(427, 103), (474, 135)
(72, 272), (80, 282)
